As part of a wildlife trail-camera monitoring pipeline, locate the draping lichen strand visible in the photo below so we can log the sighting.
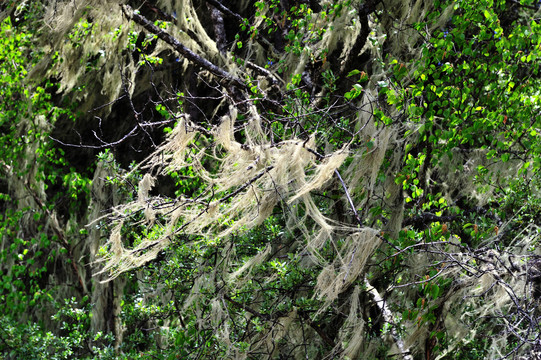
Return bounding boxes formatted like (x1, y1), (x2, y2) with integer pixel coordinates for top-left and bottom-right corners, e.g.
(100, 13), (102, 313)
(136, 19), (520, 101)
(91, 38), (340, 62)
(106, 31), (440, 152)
(3, 0), (541, 358)
(97, 103), (398, 360)
(39, 1), (131, 106)
(93, 0), (428, 358)
(38, 0), (227, 116)
(87, 0), (537, 358)
(99, 107), (360, 277)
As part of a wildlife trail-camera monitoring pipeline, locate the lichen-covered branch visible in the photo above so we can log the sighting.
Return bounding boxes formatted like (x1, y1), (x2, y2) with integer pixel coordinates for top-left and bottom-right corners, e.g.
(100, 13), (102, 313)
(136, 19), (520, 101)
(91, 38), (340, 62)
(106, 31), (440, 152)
(121, 4), (245, 88)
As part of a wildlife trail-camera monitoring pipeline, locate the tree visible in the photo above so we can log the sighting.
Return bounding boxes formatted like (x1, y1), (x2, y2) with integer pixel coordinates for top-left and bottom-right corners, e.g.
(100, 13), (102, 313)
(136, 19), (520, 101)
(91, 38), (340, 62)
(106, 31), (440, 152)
(1, 0), (541, 359)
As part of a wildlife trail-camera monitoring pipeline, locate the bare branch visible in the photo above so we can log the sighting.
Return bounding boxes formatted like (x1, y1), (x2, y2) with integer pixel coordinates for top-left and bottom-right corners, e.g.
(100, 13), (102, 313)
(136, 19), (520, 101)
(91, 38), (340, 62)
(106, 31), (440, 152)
(366, 278), (413, 360)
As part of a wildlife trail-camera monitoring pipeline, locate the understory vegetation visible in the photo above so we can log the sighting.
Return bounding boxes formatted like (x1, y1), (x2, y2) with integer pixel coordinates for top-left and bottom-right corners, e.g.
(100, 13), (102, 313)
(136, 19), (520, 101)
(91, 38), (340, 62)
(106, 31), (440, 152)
(1, 0), (541, 359)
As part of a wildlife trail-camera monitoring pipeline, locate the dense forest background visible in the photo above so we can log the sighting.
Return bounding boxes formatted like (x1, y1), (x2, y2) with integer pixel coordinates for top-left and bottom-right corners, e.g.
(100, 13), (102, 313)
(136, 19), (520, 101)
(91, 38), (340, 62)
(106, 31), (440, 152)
(1, 0), (541, 359)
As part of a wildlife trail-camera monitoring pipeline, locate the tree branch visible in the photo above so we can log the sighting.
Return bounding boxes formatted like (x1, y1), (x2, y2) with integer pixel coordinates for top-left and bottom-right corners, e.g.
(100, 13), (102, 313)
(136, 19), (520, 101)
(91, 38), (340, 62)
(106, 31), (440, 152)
(121, 4), (245, 88)
(204, 0), (244, 23)
(207, 3), (227, 53)
(203, 0), (278, 54)
(339, 0), (382, 78)
(365, 278), (413, 360)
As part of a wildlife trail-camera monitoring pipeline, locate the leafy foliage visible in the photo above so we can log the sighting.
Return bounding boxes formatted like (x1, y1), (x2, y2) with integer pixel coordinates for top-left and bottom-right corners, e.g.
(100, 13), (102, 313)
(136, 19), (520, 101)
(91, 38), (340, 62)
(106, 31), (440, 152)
(2, 0), (541, 359)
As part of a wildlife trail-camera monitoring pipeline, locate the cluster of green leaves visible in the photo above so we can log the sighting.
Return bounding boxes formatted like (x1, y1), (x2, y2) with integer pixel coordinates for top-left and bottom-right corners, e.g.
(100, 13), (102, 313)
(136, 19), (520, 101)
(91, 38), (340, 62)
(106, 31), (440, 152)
(0, 16), (52, 315)
(4, 0), (538, 357)
(375, 0), (541, 357)
(378, 0), (541, 222)
(0, 296), (117, 359)
(109, 210), (325, 358)
(0, 9), (99, 359)
(396, 0), (541, 163)
(239, 0), (355, 71)
(105, 0), (541, 357)
(251, 0), (327, 55)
